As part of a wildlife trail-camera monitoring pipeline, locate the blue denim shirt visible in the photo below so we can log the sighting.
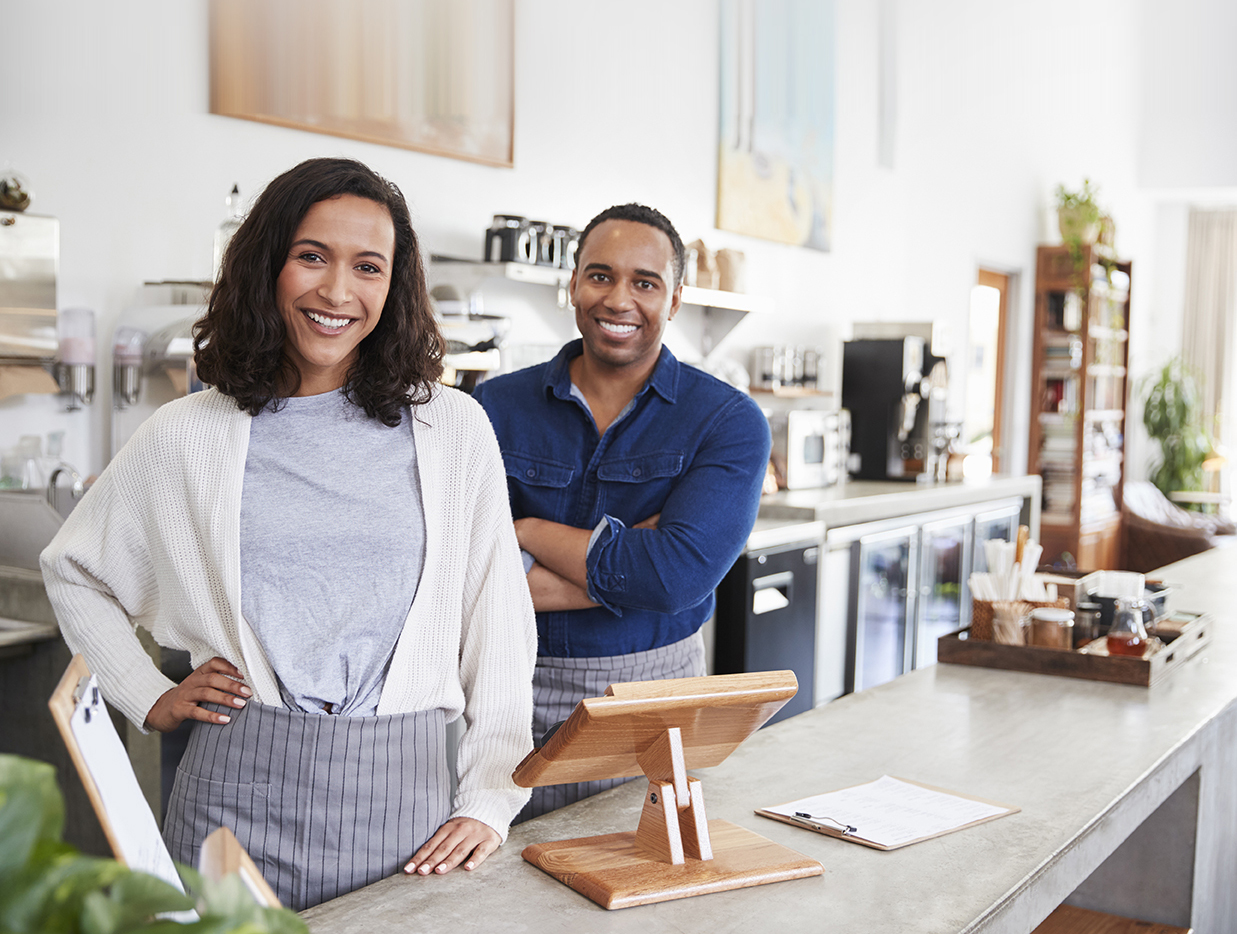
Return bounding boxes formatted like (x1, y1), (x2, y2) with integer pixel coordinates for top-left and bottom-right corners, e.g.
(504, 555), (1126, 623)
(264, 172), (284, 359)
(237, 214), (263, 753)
(472, 340), (771, 657)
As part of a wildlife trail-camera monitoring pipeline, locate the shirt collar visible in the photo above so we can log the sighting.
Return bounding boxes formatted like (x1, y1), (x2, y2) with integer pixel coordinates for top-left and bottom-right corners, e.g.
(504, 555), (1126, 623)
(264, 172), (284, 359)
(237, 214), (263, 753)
(543, 339), (680, 404)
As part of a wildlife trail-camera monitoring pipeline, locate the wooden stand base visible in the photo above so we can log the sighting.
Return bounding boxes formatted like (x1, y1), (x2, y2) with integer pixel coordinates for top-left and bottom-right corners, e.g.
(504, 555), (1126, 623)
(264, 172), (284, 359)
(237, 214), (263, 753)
(522, 818), (823, 910)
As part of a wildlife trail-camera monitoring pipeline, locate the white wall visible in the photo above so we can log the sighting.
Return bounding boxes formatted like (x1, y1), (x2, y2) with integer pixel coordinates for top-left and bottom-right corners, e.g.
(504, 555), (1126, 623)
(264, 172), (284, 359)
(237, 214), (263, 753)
(0, 0), (1218, 481)
(1138, 0), (1237, 189)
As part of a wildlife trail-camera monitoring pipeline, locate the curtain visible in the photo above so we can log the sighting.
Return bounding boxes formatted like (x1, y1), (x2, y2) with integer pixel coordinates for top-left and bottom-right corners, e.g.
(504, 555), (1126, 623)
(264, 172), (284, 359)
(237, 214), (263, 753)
(1182, 208), (1237, 447)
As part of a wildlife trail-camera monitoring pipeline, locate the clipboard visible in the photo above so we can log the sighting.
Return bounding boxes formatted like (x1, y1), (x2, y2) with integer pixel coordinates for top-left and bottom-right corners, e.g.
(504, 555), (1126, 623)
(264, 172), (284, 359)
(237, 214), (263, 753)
(756, 775), (1020, 851)
(50, 655), (282, 910)
(48, 654), (185, 890)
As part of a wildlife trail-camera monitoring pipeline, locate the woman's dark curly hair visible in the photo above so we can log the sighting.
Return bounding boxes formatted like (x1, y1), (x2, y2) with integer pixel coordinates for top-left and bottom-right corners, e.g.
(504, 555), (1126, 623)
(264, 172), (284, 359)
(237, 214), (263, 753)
(194, 157), (443, 426)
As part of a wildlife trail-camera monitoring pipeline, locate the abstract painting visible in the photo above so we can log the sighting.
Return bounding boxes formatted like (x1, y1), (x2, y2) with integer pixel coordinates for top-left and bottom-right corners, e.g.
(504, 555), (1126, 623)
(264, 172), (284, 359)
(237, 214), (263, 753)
(210, 0), (514, 167)
(718, 0), (835, 251)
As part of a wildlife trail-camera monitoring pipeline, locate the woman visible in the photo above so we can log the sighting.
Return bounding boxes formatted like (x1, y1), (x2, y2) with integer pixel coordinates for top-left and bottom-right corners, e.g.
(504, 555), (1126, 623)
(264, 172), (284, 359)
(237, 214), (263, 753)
(40, 157), (537, 911)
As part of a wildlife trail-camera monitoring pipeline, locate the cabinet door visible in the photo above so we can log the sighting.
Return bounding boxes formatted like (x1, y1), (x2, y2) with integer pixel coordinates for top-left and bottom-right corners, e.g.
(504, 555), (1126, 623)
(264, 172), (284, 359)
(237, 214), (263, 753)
(816, 544), (851, 705)
(850, 527), (917, 692)
(914, 518), (972, 668)
(972, 505), (1021, 572)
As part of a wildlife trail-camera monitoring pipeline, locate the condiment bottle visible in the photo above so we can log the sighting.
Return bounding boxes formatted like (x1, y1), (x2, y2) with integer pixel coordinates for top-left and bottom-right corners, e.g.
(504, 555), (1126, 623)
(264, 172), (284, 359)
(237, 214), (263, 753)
(1107, 596), (1150, 657)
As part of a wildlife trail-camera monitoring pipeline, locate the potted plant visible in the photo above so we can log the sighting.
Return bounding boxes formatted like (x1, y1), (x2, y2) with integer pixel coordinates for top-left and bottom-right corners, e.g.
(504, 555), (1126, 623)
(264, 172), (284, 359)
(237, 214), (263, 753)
(1140, 357), (1213, 499)
(1055, 178), (1102, 245)
(0, 753), (306, 934)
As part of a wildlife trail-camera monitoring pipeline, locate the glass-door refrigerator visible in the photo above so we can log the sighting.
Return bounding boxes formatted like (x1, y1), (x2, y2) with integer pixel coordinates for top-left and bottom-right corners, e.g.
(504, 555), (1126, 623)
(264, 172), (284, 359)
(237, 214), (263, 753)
(847, 525), (917, 692)
(973, 503), (1022, 572)
(914, 517), (973, 668)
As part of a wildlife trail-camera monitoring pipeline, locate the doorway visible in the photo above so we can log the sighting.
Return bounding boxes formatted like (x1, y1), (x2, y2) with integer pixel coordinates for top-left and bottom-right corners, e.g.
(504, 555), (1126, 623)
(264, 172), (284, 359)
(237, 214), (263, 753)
(963, 269), (1011, 475)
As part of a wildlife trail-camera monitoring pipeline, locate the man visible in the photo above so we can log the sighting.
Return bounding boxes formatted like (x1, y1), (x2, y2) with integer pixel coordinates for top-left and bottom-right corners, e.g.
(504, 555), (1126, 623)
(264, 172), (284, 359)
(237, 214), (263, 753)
(471, 203), (771, 818)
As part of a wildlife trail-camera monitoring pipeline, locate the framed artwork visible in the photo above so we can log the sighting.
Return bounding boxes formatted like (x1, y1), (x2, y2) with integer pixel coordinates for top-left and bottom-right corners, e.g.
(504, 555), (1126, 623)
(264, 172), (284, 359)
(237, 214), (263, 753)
(717, 0), (835, 251)
(209, 0), (514, 168)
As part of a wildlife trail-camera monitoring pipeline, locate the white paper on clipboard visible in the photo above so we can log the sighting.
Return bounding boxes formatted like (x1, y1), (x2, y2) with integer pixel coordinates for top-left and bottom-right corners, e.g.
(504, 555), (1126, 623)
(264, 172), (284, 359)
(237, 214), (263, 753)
(69, 675), (185, 893)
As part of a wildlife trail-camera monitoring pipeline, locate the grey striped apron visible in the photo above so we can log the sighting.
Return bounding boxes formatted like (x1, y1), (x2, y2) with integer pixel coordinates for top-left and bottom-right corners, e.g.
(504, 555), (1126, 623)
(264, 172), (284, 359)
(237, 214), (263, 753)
(163, 700), (448, 911)
(517, 630), (706, 822)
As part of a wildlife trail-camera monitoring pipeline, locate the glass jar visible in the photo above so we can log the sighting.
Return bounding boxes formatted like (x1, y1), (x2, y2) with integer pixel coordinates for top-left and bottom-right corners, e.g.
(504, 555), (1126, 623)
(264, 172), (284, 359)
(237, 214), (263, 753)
(1027, 607), (1074, 650)
(1073, 601), (1102, 647)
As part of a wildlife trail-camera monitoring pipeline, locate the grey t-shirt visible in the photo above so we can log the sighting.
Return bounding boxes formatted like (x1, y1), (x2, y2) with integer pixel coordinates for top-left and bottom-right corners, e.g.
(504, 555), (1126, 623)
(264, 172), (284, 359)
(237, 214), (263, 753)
(240, 390), (426, 716)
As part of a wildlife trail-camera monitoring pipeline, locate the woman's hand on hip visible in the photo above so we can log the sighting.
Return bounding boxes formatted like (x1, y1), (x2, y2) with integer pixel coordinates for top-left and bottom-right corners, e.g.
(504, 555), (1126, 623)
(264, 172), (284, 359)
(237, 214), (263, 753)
(143, 656), (252, 732)
(404, 817), (501, 876)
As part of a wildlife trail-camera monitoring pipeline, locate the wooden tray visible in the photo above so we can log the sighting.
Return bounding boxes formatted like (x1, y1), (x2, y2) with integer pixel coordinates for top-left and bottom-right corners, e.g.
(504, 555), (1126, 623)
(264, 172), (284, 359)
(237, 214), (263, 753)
(937, 611), (1212, 687)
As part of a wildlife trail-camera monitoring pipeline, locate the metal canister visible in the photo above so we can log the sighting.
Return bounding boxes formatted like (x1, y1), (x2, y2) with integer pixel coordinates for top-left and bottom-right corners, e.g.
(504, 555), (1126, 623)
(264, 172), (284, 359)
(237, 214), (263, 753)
(802, 348), (820, 390)
(485, 215), (533, 263)
(751, 346), (777, 390)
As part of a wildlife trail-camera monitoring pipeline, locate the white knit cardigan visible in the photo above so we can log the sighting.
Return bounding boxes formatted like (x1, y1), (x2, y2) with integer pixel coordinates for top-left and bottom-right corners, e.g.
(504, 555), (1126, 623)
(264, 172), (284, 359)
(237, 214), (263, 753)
(40, 385), (537, 838)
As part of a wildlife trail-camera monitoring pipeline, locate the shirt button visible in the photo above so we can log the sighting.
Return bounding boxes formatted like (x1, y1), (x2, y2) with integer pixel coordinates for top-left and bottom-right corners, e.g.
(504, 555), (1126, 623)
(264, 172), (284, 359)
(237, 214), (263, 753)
(633, 467), (642, 477)
(526, 468), (536, 478)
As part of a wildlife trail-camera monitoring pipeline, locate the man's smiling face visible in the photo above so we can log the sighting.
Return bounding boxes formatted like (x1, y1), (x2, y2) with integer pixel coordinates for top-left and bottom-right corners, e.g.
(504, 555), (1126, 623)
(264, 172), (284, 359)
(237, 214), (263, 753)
(569, 219), (681, 375)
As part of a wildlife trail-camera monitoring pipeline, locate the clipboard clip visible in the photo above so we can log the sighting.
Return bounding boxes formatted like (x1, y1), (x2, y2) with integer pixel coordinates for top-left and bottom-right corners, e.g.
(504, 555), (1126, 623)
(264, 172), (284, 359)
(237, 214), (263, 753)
(794, 811), (857, 836)
(73, 676), (101, 722)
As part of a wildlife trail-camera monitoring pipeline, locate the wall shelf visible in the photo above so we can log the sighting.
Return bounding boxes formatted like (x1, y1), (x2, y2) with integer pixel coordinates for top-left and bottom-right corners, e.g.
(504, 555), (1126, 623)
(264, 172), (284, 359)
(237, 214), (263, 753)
(428, 254), (772, 358)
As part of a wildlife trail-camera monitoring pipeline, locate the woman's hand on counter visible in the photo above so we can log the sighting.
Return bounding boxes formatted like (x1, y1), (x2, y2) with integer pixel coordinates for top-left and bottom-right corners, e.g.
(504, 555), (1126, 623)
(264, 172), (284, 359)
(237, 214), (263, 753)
(404, 817), (501, 876)
(143, 656), (252, 732)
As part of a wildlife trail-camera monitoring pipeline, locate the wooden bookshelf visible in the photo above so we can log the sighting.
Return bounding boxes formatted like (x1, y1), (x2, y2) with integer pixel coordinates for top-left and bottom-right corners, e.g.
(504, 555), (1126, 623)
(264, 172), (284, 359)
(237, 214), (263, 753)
(1028, 245), (1132, 570)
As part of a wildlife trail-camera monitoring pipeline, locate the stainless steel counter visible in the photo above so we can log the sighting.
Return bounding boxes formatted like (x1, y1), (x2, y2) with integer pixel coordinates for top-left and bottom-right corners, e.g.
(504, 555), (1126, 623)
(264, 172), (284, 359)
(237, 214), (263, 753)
(302, 545), (1236, 933)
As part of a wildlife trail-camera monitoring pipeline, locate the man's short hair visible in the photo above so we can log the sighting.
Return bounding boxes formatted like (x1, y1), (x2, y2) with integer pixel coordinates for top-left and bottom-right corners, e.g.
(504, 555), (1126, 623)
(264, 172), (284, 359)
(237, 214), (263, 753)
(577, 203), (686, 287)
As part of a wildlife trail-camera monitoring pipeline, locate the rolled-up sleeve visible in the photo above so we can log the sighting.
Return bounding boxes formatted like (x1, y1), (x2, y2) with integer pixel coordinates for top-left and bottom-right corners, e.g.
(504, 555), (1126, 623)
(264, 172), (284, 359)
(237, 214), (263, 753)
(584, 394), (771, 615)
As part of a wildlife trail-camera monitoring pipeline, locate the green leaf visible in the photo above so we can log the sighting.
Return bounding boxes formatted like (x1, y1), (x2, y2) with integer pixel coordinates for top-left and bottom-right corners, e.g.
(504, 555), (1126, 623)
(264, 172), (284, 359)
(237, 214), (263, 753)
(0, 755), (66, 878)
(0, 852), (124, 933)
(81, 889), (122, 934)
(112, 872), (195, 916)
(255, 907), (310, 934)
(197, 875), (261, 923)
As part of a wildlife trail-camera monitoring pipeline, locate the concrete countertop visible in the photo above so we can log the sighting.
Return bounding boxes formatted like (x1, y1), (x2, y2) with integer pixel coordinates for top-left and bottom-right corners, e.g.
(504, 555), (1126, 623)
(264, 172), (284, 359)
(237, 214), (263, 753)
(302, 546), (1236, 933)
(758, 474), (1041, 529)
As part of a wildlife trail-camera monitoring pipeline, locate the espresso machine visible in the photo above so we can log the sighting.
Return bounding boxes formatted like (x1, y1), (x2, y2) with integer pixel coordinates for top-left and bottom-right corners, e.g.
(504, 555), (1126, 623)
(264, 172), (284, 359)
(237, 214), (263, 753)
(841, 336), (948, 481)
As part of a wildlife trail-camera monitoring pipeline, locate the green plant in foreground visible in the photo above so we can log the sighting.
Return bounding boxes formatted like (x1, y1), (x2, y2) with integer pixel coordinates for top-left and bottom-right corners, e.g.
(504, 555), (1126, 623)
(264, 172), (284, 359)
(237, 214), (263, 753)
(0, 754), (307, 934)
(1140, 358), (1212, 499)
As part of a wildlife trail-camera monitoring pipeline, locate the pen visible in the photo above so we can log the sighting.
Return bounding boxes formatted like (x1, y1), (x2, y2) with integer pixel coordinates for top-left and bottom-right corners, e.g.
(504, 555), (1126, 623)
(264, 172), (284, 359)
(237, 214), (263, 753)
(794, 811), (857, 835)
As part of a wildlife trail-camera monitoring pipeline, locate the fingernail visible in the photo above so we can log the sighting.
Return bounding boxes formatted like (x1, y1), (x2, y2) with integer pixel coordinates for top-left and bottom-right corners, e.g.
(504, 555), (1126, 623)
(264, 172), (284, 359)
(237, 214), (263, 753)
(233, 697), (247, 707)
(419, 865), (430, 875)
(403, 863), (416, 875)
(240, 686), (253, 697)
(465, 861), (474, 870)
(218, 715), (231, 723)
(436, 865), (447, 874)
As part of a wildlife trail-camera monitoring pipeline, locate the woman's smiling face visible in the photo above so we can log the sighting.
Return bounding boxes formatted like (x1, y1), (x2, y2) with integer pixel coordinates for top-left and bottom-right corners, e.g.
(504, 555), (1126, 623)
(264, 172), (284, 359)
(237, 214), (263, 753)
(275, 194), (395, 396)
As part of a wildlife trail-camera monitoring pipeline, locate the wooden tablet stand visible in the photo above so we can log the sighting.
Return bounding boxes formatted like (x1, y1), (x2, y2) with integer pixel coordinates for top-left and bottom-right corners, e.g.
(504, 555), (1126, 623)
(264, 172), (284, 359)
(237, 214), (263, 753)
(514, 671), (823, 909)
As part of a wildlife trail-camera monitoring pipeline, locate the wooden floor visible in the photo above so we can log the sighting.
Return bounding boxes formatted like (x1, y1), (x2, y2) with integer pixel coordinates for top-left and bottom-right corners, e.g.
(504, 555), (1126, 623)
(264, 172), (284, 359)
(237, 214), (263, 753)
(1033, 905), (1190, 934)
